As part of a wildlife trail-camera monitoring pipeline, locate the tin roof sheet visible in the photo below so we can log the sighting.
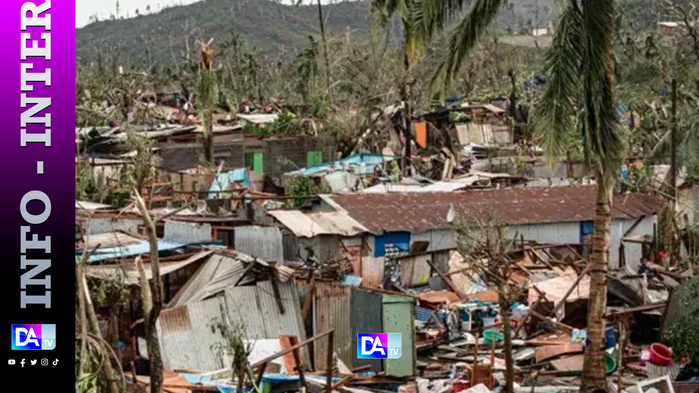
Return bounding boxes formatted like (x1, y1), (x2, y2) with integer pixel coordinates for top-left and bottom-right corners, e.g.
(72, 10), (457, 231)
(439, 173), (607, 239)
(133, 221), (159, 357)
(269, 210), (368, 238)
(327, 186), (664, 234)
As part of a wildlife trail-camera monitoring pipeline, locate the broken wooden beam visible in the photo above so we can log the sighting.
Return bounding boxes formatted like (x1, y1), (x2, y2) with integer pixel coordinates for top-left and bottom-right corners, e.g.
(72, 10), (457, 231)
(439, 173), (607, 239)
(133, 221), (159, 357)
(426, 259), (465, 300)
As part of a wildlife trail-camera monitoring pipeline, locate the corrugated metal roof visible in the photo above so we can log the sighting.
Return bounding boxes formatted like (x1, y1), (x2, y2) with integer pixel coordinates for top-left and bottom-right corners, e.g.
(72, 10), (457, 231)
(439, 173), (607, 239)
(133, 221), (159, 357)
(168, 252), (255, 307)
(269, 210), (368, 238)
(86, 250), (212, 285)
(81, 237), (188, 263)
(159, 281), (308, 372)
(327, 186), (665, 234)
(75, 200), (112, 211)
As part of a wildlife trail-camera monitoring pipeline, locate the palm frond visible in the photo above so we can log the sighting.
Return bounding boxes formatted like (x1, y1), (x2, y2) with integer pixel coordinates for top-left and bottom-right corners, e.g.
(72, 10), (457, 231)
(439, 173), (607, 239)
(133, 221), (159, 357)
(432, 0), (506, 92)
(414, 0), (469, 40)
(531, 1), (585, 164)
(580, 0), (626, 181)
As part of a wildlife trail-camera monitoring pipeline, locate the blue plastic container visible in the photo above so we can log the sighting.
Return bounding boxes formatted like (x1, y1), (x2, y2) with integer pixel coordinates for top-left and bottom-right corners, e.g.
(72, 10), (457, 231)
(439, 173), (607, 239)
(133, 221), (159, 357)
(605, 327), (616, 349)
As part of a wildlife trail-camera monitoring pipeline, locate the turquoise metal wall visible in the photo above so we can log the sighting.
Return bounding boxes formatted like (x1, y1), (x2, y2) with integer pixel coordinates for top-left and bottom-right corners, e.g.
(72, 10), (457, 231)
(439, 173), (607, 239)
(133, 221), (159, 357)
(382, 295), (416, 377)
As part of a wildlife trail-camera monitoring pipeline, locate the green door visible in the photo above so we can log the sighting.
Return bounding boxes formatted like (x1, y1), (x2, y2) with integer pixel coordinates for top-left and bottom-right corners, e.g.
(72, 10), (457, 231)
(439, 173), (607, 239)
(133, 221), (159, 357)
(307, 151), (323, 167)
(245, 152), (264, 173)
(382, 295), (415, 377)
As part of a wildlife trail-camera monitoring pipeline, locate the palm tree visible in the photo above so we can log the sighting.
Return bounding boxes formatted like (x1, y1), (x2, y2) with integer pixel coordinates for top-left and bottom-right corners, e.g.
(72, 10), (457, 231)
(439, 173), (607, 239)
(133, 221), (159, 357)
(371, 0), (432, 172)
(418, 1), (625, 391)
(531, 1), (625, 391)
(196, 39), (218, 166)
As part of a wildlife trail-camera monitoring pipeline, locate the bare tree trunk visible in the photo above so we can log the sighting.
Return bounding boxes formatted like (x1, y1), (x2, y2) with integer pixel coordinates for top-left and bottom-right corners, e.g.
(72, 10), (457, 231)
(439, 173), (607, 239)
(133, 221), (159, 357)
(135, 191), (165, 393)
(76, 261), (89, 378)
(316, 0), (331, 95)
(401, 48), (412, 175)
(82, 271), (121, 393)
(499, 295), (514, 393)
(580, 178), (612, 393)
(204, 110), (214, 165)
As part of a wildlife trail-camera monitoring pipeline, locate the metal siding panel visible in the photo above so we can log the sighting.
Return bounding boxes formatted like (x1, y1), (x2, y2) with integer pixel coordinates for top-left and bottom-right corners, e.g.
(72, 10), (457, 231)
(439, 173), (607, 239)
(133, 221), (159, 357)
(350, 289), (383, 372)
(507, 223), (580, 245)
(224, 286), (267, 339)
(412, 230), (457, 252)
(88, 218), (141, 235)
(164, 221), (213, 244)
(382, 295), (415, 377)
(157, 296), (227, 371)
(314, 283), (352, 370)
(187, 297), (228, 371)
(618, 216), (656, 270)
(234, 226), (284, 263)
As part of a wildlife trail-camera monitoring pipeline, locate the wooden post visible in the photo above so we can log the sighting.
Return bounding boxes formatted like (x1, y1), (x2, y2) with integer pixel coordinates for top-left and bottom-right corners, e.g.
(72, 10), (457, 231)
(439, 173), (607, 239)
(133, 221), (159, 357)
(268, 267), (285, 314)
(617, 319), (626, 393)
(325, 331), (335, 393)
(289, 336), (307, 392)
(549, 262), (593, 318)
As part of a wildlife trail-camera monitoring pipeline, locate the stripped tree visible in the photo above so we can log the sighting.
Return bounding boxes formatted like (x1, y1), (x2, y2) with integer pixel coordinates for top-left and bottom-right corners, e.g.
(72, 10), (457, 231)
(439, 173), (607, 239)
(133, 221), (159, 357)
(134, 191), (165, 393)
(454, 210), (525, 393)
(197, 38), (218, 166)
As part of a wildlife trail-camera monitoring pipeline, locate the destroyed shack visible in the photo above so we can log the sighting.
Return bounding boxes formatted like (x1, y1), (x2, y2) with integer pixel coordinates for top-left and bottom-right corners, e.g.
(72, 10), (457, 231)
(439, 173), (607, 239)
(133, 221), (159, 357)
(270, 186), (664, 289)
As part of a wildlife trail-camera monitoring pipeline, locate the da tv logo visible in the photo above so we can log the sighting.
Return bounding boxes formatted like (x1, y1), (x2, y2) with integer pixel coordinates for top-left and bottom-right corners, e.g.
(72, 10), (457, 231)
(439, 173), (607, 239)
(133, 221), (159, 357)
(11, 325), (56, 350)
(357, 333), (401, 359)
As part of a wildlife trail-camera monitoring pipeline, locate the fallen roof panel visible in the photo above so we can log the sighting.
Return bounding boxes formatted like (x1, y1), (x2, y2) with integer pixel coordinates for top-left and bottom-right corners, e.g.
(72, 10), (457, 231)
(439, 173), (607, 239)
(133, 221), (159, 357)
(268, 210), (368, 238)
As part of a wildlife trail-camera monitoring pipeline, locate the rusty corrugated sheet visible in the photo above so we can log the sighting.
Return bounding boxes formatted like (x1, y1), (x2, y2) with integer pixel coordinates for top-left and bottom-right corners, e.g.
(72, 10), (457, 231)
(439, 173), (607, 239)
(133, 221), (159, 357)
(234, 226), (283, 263)
(328, 186), (665, 234)
(361, 256), (384, 288)
(157, 296), (227, 371)
(314, 282), (352, 370)
(159, 281), (308, 371)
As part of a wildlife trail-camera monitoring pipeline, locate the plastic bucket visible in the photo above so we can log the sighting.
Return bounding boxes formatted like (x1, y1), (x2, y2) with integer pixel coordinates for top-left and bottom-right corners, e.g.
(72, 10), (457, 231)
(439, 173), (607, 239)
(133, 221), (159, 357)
(483, 330), (504, 346)
(453, 381), (471, 392)
(650, 343), (672, 366)
(605, 354), (617, 375)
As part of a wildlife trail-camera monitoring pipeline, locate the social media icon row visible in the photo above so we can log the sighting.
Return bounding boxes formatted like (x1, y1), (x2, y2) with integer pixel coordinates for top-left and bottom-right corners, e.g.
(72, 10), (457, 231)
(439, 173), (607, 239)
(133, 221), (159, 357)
(8, 358), (57, 367)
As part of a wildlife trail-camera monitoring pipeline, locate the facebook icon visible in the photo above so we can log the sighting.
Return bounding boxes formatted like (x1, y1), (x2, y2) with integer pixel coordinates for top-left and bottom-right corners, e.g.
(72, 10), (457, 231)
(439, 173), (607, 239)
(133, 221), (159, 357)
(357, 333), (401, 359)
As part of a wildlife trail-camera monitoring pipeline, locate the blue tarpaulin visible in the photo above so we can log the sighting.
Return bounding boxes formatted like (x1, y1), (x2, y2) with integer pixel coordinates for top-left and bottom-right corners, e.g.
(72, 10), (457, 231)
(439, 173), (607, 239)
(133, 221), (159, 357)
(288, 153), (396, 177)
(209, 169), (250, 199)
(77, 240), (222, 263)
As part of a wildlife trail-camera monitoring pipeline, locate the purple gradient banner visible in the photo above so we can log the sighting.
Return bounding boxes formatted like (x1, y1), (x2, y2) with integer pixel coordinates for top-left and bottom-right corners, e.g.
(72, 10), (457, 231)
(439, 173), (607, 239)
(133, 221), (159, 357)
(0, 0), (74, 384)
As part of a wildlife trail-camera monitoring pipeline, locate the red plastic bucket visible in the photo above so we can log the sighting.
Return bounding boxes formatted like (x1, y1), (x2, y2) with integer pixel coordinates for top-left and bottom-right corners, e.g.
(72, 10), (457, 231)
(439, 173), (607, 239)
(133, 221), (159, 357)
(650, 343), (672, 366)
(453, 381), (471, 392)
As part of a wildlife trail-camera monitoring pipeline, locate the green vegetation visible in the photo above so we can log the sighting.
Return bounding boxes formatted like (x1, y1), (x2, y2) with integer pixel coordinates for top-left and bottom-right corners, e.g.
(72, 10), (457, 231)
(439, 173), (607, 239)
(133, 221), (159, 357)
(665, 277), (699, 362)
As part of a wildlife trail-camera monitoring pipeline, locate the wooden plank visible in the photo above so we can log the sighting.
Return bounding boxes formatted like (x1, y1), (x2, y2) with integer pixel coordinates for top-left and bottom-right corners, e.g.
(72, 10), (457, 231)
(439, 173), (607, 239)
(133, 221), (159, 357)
(279, 335), (299, 374)
(289, 336), (307, 392)
(550, 355), (584, 372)
(535, 344), (583, 363)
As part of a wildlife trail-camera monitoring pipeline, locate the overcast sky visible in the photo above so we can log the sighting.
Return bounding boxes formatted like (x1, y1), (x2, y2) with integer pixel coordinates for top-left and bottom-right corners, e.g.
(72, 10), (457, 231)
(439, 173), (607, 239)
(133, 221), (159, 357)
(76, 0), (338, 28)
